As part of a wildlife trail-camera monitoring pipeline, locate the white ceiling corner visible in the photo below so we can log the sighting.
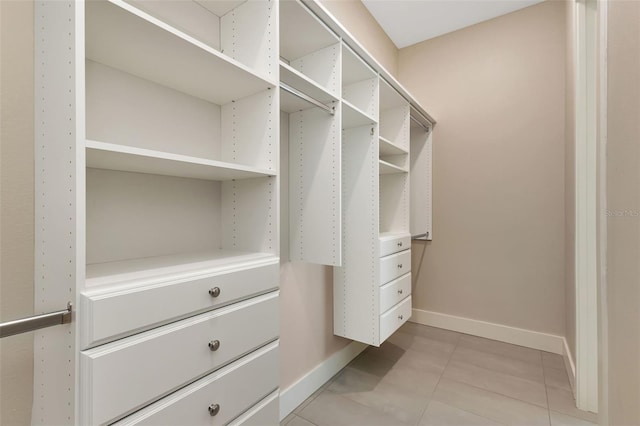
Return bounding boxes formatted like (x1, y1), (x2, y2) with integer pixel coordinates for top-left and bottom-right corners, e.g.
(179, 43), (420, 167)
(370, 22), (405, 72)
(362, 0), (546, 48)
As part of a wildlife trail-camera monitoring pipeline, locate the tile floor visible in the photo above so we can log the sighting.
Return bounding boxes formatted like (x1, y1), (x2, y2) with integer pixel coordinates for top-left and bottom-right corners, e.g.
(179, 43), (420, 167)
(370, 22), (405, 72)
(281, 323), (597, 426)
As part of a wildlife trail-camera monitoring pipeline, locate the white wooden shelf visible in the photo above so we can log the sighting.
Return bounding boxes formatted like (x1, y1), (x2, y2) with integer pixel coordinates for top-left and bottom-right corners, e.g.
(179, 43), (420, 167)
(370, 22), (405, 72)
(86, 140), (275, 181)
(195, 0), (247, 17)
(86, 250), (278, 288)
(380, 79), (408, 111)
(280, 0), (338, 62)
(379, 231), (411, 242)
(342, 100), (376, 129)
(342, 44), (376, 87)
(280, 61), (339, 104)
(379, 159), (408, 174)
(85, 0), (276, 106)
(379, 136), (408, 156)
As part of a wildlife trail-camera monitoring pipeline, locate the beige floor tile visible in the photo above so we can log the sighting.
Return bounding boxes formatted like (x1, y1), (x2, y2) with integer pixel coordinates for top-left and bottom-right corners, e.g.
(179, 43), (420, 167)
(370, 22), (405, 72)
(298, 391), (412, 426)
(542, 352), (565, 370)
(546, 387), (597, 423)
(400, 322), (462, 345)
(432, 378), (551, 425)
(549, 411), (597, 426)
(386, 330), (458, 356)
(348, 357), (441, 397)
(281, 412), (298, 425)
(328, 366), (430, 424)
(293, 377), (336, 415)
(458, 335), (542, 366)
(285, 415), (318, 426)
(419, 400), (504, 426)
(452, 346), (545, 384)
(544, 366), (571, 391)
(363, 341), (452, 375)
(443, 359), (548, 408)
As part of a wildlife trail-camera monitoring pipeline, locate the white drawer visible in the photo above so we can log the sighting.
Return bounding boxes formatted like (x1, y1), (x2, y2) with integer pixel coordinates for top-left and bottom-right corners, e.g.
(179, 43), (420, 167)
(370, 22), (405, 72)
(114, 341), (280, 426)
(81, 257), (279, 348)
(228, 390), (279, 426)
(379, 296), (411, 343)
(379, 273), (411, 314)
(379, 232), (411, 257)
(80, 292), (279, 425)
(379, 250), (411, 285)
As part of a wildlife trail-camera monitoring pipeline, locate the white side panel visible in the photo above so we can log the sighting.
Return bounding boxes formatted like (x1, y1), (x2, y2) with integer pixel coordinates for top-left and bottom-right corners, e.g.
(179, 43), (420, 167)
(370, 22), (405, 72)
(342, 77), (379, 121)
(221, 176), (278, 254)
(380, 105), (410, 150)
(221, 0), (277, 80)
(290, 43), (341, 98)
(86, 169), (221, 264)
(113, 341), (280, 426)
(33, 2), (82, 424)
(221, 88), (278, 171)
(334, 125), (379, 345)
(410, 129), (433, 239)
(80, 292), (279, 425)
(228, 390), (279, 426)
(86, 60), (222, 161)
(289, 105), (342, 266)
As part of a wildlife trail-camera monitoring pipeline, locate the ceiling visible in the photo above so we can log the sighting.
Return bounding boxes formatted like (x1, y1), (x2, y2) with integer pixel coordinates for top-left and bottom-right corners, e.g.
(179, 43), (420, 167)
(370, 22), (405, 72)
(361, 0), (545, 48)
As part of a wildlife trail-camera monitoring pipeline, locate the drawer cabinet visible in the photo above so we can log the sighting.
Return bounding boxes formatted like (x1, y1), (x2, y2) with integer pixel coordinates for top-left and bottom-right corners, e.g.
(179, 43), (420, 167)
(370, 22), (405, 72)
(114, 341), (279, 426)
(80, 292), (279, 425)
(228, 390), (279, 426)
(379, 232), (411, 257)
(380, 296), (412, 343)
(379, 273), (411, 314)
(379, 249), (411, 285)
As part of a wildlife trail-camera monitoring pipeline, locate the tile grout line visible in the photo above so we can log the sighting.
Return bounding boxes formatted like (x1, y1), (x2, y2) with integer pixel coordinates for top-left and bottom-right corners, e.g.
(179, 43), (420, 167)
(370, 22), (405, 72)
(541, 350), (553, 425)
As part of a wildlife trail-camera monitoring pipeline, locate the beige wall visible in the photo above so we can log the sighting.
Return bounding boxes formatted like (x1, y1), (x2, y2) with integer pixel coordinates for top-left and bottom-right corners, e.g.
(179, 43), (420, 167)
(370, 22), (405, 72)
(398, 2), (567, 336)
(318, 0), (398, 77)
(605, 1), (640, 424)
(564, 0), (576, 365)
(0, 1), (35, 425)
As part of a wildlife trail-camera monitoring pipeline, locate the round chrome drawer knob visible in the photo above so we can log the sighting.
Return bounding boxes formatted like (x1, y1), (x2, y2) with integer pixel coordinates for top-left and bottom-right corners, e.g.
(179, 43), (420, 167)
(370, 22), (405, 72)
(208, 340), (220, 351)
(208, 403), (220, 416)
(398, 315), (404, 320)
(398, 289), (403, 295)
(209, 287), (221, 298)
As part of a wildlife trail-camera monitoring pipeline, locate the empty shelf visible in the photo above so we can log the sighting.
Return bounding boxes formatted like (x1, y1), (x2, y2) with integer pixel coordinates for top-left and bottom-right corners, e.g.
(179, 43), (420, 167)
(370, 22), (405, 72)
(280, 61), (338, 105)
(379, 159), (408, 174)
(379, 136), (408, 156)
(342, 100), (376, 129)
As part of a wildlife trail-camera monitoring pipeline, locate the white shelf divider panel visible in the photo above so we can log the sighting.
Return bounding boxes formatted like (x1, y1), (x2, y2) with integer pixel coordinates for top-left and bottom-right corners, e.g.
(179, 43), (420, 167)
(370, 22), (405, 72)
(342, 100), (376, 129)
(289, 105), (342, 266)
(85, 0), (276, 106)
(410, 121), (433, 240)
(379, 159), (408, 175)
(379, 136), (408, 156)
(86, 140), (275, 181)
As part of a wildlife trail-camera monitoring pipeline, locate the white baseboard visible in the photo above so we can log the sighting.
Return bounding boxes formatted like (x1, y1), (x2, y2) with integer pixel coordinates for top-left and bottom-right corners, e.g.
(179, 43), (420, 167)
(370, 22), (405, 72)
(410, 308), (565, 354)
(279, 341), (368, 420)
(563, 337), (577, 397)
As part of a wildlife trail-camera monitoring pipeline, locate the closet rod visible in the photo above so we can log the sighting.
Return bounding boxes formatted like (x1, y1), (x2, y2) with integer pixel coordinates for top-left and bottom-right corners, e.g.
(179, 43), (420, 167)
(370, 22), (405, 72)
(280, 83), (335, 116)
(410, 116), (430, 132)
(412, 232), (430, 241)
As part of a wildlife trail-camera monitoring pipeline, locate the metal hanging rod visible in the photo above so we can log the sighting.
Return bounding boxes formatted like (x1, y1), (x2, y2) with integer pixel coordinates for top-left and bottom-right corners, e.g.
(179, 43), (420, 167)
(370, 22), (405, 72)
(280, 83), (335, 116)
(410, 115), (430, 133)
(0, 303), (72, 338)
(412, 232), (430, 241)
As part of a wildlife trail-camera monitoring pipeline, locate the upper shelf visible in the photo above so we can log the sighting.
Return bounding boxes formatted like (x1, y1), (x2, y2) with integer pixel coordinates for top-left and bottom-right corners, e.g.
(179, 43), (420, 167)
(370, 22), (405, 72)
(86, 140), (275, 181)
(85, 0), (276, 106)
(342, 44), (377, 87)
(280, 0), (339, 62)
(280, 61), (339, 105)
(342, 100), (376, 129)
(379, 159), (408, 174)
(379, 76), (409, 111)
(379, 136), (408, 156)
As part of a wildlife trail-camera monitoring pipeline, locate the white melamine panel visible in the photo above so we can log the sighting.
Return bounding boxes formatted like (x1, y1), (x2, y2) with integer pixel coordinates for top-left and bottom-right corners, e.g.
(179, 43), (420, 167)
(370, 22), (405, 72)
(280, 0), (338, 62)
(410, 125), (433, 240)
(221, 88), (278, 171)
(228, 390), (279, 426)
(289, 106), (341, 265)
(126, 0), (221, 50)
(280, 89), (329, 114)
(342, 101), (376, 129)
(379, 296), (412, 344)
(86, 60), (222, 161)
(380, 273), (411, 314)
(290, 43), (341, 98)
(86, 169), (221, 264)
(342, 44), (376, 87)
(86, 140), (275, 181)
(379, 79), (408, 110)
(221, 0), (277, 80)
(221, 176), (278, 254)
(343, 78), (379, 121)
(196, 0), (247, 17)
(380, 105), (410, 150)
(379, 159), (408, 174)
(280, 61), (339, 105)
(379, 136), (408, 156)
(80, 292), (279, 425)
(379, 250), (411, 286)
(85, 0), (274, 106)
(379, 232), (411, 257)
(113, 342), (279, 426)
(82, 253), (278, 348)
(334, 125), (379, 344)
(380, 173), (409, 234)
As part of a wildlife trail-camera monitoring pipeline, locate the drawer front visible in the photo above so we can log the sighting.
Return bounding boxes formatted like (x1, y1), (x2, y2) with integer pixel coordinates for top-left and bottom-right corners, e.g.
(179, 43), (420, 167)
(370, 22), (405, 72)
(81, 292), (279, 425)
(379, 296), (412, 343)
(379, 250), (411, 285)
(379, 273), (411, 314)
(115, 341), (279, 426)
(379, 234), (411, 257)
(81, 259), (278, 348)
(228, 390), (279, 426)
